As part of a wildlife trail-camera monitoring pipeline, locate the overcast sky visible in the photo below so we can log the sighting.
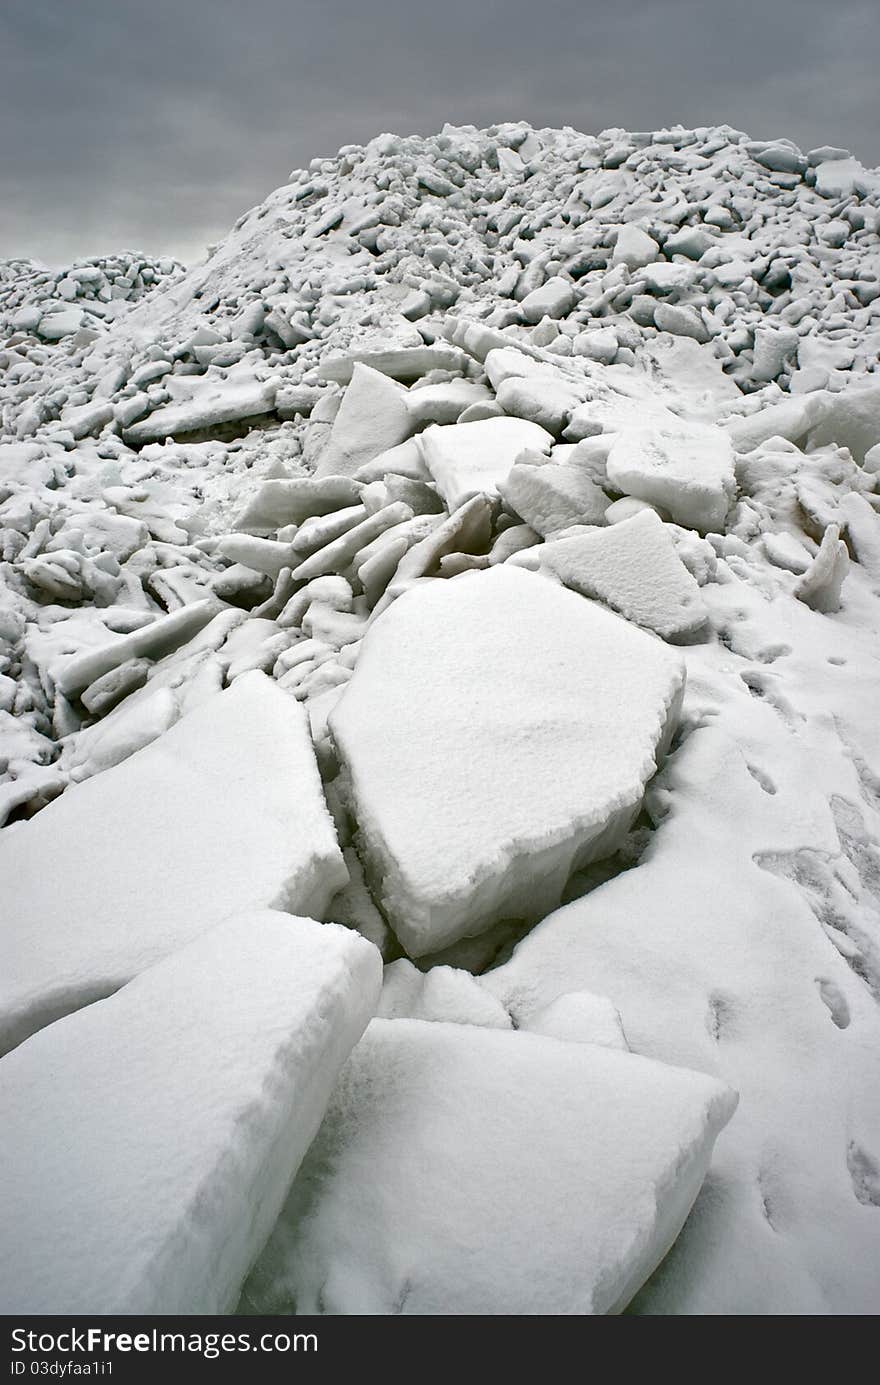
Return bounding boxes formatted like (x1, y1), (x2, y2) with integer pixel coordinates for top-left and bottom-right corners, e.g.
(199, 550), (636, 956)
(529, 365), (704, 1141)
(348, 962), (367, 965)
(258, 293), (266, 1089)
(2, 0), (878, 267)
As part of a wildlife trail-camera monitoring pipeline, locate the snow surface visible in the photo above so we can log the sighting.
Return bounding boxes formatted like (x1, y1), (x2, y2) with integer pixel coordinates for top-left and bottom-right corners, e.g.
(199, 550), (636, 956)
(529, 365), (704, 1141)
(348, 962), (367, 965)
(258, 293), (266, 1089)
(0, 911), (381, 1314)
(0, 670), (347, 1054)
(241, 1018), (736, 1315)
(330, 565), (684, 956)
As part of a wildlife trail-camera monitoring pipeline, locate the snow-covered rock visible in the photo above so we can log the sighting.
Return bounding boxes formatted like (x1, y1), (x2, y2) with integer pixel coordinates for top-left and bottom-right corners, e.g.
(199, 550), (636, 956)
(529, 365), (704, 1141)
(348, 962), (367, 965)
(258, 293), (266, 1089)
(0, 910), (381, 1314)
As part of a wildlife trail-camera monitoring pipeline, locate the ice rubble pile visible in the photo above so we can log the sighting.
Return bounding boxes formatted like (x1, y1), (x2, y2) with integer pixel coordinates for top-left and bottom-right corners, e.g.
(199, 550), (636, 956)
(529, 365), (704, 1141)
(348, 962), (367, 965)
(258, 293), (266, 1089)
(2, 121), (880, 1315)
(0, 252), (183, 345)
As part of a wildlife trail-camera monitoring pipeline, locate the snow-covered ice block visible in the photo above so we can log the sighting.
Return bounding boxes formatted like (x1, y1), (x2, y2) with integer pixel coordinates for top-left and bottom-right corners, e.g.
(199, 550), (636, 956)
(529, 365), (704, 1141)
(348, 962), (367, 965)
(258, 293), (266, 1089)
(60, 400), (114, 440)
(606, 425), (736, 534)
(317, 345), (467, 384)
(122, 373), (276, 446)
(724, 392), (830, 454)
(796, 524), (849, 612)
(482, 710), (880, 1314)
(330, 566), (684, 956)
(0, 671), (347, 1055)
(499, 460), (611, 535)
(519, 275), (576, 324)
(0, 911), (381, 1315)
(52, 598), (220, 699)
(421, 417), (552, 510)
(653, 303), (709, 344)
(314, 364), (414, 477)
(378, 959), (512, 1028)
(242, 1019), (736, 1315)
(612, 224), (660, 270)
(523, 991), (628, 1049)
(840, 492), (880, 579)
(352, 437), (431, 484)
(36, 306), (85, 340)
(215, 534), (295, 577)
(535, 510), (708, 640)
(814, 157), (872, 200)
(805, 383), (880, 465)
(406, 379), (492, 427)
(751, 325), (799, 383)
(290, 501), (413, 582)
(370, 495), (494, 619)
(235, 476), (363, 533)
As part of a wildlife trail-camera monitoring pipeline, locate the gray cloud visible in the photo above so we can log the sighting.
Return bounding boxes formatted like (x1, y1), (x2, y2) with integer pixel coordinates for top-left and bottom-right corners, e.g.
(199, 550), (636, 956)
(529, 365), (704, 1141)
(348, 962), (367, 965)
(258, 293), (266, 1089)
(2, 0), (878, 265)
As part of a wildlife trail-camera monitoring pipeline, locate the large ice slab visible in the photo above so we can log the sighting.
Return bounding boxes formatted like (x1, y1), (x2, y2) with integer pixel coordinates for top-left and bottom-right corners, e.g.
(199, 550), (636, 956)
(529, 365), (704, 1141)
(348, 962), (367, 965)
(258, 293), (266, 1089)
(314, 364), (413, 477)
(606, 425), (736, 533)
(317, 344), (468, 383)
(0, 911), (381, 1315)
(530, 510), (708, 640)
(234, 476), (363, 534)
(330, 566), (684, 956)
(421, 416), (553, 510)
(242, 1018), (736, 1315)
(0, 671), (347, 1055)
(122, 372), (277, 446)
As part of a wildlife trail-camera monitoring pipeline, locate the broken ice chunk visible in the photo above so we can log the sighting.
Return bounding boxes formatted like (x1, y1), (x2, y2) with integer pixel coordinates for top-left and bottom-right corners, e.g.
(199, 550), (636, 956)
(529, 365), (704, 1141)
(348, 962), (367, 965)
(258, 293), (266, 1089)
(314, 364), (414, 478)
(242, 1019), (736, 1315)
(122, 372), (277, 446)
(369, 494), (494, 619)
(378, 959), (512, 1027)
(606, 425), (736, 534)
(234, 476), (363, 534)
(215, 534), (296, 578)
(523, 991), (629, 1049)
(612, 224), (660, 269)
(0, 911), (381, 1314)
(534, 510), (708, 641)
(52, 598), (220, 699)
(317, 345), (468, 384)
(499, 461), (611, 535)
(330, 566), (684, 956)
(0, 672), (348, 1055)
(796, 524), (849, 613)
(519, 275), (577, 324)
(421, 416), (553, 510)
(290, 501), (414, 582)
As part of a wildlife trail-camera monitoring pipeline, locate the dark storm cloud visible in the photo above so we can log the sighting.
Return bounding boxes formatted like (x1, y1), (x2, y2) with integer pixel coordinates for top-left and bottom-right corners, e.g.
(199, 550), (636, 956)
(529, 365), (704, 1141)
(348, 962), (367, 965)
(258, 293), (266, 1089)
(1, 0), (878, 265)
